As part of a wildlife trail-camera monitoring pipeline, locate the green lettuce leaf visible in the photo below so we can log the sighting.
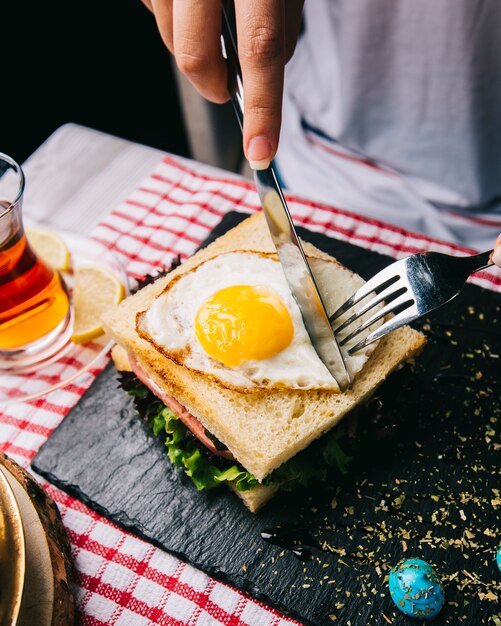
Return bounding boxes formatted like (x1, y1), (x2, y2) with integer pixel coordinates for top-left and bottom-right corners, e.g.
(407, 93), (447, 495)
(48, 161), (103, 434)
(215, 466), (259, 491)
(150, 407), (258, 491)
(322, 438), (352, 475)
(120, 373), (351, 493)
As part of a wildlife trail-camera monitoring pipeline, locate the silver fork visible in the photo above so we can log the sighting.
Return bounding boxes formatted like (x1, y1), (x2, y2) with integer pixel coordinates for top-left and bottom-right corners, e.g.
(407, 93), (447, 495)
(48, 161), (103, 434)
(330, 249), (494, 354)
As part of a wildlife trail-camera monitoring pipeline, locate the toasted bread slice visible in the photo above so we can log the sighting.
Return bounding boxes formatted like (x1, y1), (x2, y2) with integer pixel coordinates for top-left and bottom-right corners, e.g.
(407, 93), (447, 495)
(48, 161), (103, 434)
(230, 483), (279, 513)
(103, 212), (426, 482)
(136, 250), (381, 393)
(111, 344), (133, 372)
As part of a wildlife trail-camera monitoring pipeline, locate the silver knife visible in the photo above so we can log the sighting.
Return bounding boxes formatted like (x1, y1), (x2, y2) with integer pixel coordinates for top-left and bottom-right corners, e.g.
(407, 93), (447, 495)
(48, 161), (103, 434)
(221, 10), (351, 390)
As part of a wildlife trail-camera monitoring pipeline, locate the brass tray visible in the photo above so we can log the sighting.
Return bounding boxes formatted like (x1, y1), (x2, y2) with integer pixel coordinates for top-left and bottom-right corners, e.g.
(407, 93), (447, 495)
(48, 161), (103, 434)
(0, 467), (25, 626)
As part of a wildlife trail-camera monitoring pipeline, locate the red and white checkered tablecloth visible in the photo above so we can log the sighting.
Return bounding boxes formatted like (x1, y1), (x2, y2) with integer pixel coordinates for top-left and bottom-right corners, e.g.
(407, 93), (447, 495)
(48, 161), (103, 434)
(1, 154), (500, 626)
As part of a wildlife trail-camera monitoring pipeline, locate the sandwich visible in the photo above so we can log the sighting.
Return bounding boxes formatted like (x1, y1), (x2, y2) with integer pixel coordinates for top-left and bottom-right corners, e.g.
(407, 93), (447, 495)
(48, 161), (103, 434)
(102, 212), (426, 512)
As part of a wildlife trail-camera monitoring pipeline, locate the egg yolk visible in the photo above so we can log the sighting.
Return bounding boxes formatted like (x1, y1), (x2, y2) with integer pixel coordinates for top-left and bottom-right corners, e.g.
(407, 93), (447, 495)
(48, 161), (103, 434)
(195, 285), (294, 367)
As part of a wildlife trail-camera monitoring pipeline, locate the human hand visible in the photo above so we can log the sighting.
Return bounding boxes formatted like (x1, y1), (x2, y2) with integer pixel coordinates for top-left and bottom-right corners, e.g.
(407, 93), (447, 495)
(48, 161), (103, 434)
(492, 234), (501, 268)
(141, 0), (304, 169)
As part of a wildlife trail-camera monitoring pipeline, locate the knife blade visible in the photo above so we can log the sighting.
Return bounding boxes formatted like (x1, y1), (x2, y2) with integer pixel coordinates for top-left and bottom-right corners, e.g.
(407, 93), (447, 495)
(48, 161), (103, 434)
(221, 10), (351, 390)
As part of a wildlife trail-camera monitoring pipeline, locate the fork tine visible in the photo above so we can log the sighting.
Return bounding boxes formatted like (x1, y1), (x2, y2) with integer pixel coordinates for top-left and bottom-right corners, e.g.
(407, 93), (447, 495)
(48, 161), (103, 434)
(347, 306), (419, 354)
(333, 283), (408, 334)
(338, 292), (415, 346)
(329, 272), (401, 323)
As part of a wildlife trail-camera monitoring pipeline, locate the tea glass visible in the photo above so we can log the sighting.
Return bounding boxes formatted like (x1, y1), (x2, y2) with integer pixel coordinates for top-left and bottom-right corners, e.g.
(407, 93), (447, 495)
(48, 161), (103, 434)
(0, 152), (72, 371)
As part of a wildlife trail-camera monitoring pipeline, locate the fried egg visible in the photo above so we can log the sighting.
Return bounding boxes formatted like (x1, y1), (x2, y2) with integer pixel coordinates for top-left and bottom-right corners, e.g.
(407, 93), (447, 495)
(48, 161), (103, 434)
(137, 251), (379, 392)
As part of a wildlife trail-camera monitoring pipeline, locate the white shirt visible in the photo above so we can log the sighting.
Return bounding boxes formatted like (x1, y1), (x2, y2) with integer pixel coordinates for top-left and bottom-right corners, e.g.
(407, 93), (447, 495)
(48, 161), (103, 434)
(276, 0), (501, 250)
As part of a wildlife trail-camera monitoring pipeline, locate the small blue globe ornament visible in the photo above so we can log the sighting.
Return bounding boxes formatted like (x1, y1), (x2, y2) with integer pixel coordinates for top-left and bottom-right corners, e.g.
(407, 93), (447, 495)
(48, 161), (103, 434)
(497, 545), (501, 572)
(389, 558), (445, 620)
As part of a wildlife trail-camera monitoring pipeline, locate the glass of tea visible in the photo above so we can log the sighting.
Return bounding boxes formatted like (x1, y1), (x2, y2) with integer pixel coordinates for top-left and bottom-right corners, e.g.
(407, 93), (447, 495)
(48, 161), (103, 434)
(0, 152), (72, 371)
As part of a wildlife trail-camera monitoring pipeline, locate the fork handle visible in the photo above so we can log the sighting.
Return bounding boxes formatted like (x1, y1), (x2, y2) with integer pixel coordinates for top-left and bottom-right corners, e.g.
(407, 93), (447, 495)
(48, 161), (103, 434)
(468, 249), (494, 274)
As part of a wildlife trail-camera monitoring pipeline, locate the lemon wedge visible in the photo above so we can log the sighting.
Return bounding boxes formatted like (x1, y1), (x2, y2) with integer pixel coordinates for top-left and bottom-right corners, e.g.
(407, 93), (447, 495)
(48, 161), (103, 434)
(71, 265), (125, 344)
(26, 227), (71, 271)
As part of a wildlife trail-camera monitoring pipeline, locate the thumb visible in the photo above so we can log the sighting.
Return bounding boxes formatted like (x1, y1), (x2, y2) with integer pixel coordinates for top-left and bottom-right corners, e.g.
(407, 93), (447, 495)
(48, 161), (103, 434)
(492, 233), (501, 268)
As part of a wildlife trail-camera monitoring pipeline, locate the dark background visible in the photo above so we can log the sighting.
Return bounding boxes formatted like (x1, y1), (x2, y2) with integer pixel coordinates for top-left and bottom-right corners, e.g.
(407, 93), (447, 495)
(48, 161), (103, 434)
(2, 0), (190, 164)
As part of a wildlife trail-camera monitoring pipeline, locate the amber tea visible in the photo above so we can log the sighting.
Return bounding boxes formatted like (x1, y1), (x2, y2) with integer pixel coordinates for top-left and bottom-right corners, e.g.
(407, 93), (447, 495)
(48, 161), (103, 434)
(0, 153), (71, 369)
(0, 204), (70, 349)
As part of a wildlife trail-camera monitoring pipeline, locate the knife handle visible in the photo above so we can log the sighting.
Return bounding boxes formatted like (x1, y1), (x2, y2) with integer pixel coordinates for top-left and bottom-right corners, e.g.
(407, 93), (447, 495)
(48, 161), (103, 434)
(221, 5), (244, 130)
(220, 4), (351, 390)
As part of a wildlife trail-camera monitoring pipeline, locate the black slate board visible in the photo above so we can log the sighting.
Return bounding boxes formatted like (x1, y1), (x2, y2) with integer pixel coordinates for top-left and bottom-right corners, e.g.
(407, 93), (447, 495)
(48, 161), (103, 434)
(33, 212), (501, 626)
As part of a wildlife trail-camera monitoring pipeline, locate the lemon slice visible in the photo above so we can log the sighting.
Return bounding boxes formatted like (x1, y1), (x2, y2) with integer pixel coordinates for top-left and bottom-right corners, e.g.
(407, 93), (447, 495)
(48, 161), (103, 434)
(26, 227), (71, 271)
(71, 265), (125, 344)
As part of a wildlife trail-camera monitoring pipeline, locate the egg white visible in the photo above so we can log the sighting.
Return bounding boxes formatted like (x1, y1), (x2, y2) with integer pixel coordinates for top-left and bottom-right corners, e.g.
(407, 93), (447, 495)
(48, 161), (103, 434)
(139, 252), (339, 390)
(138, 251), (381, 392)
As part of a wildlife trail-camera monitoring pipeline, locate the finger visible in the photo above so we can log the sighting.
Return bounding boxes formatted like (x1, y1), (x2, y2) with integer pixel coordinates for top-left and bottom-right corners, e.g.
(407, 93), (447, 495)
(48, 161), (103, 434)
(285, 0), (305, 62)
(140, 0), (153, 12)
(235, 0), (285, 169)
(492, 233), (501, 268)
(150, 0), (174, 52)
(173, 0), (228, 104)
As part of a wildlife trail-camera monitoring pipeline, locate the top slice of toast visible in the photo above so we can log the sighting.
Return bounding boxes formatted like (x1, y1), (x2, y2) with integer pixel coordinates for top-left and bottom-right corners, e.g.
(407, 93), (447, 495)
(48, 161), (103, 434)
(103, 212), (426, 481)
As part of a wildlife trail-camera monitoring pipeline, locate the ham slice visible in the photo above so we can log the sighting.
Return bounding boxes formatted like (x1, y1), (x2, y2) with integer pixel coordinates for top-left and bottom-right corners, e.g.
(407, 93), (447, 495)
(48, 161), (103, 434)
(128, 355), (235, 460)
